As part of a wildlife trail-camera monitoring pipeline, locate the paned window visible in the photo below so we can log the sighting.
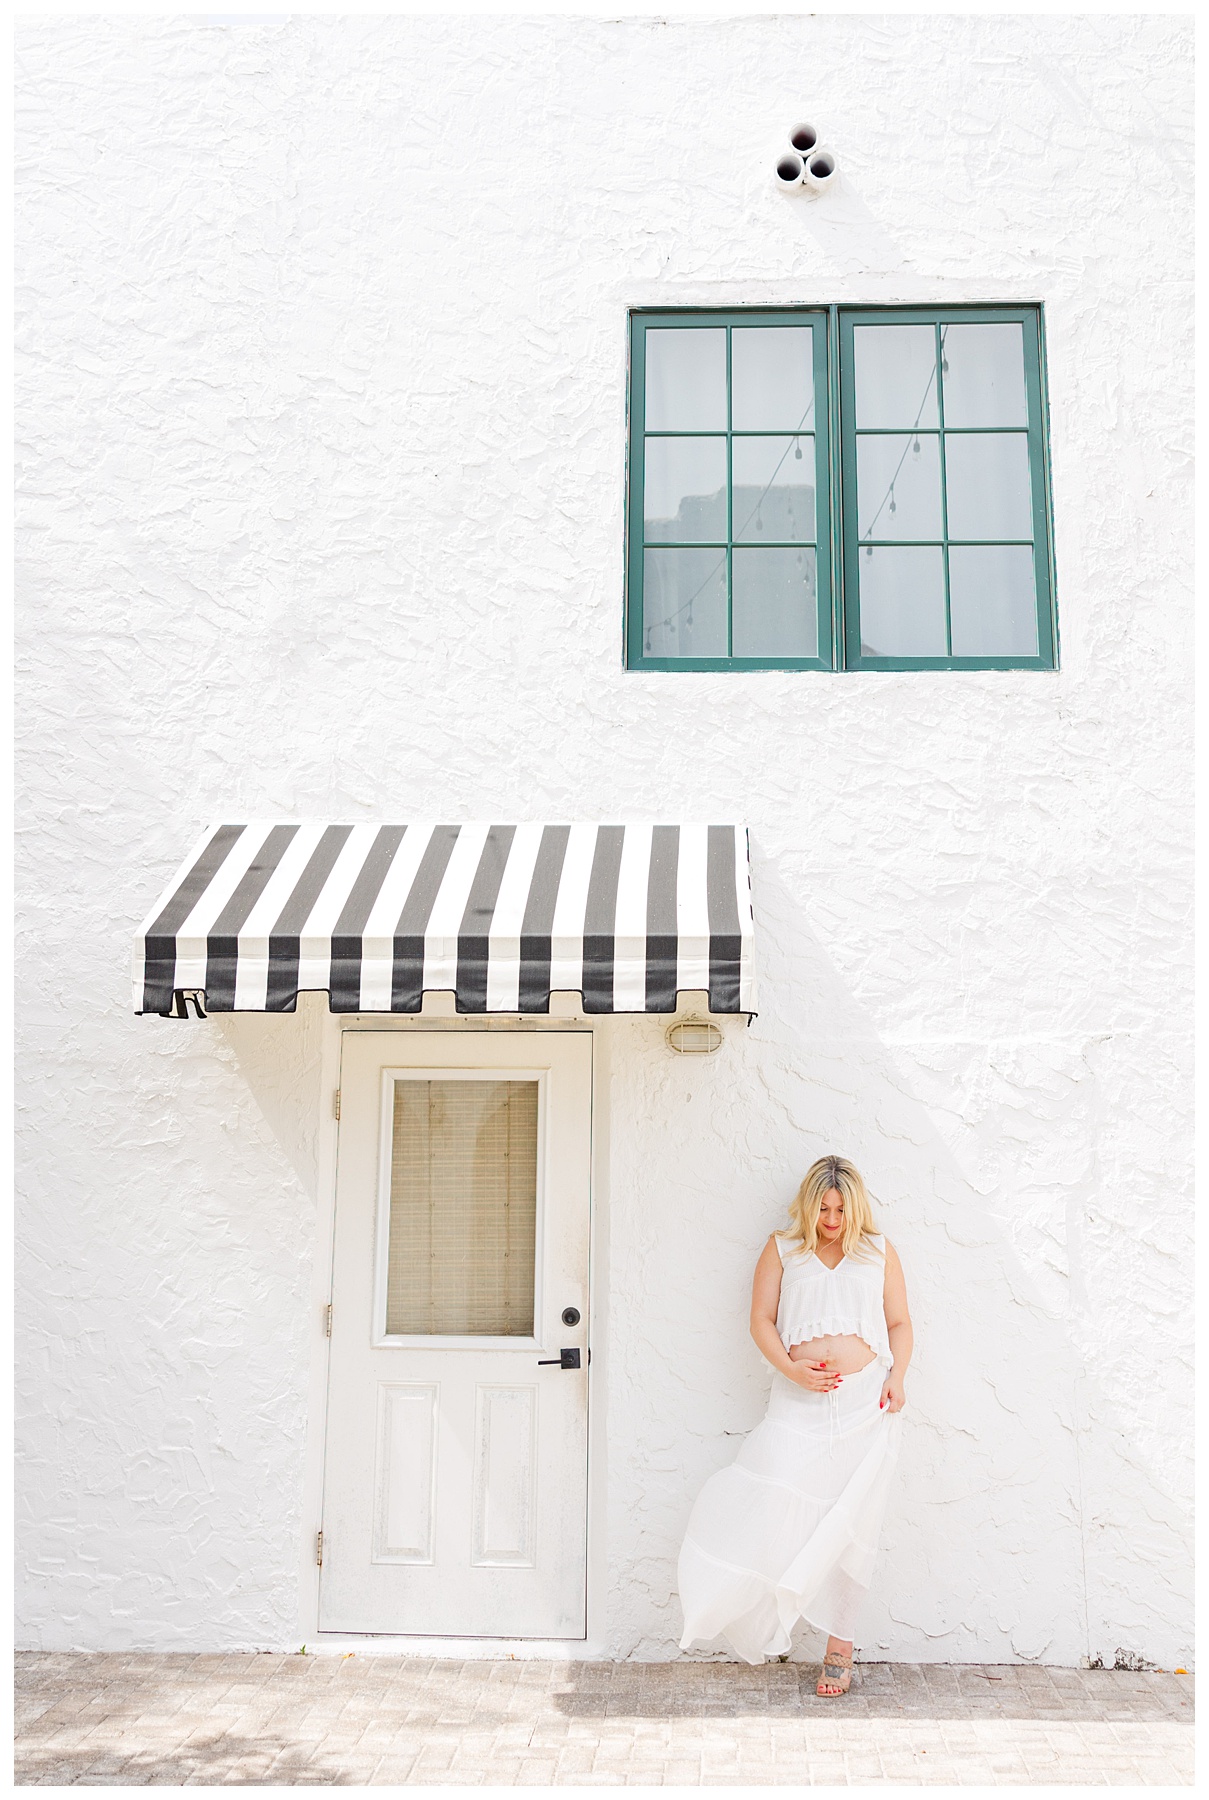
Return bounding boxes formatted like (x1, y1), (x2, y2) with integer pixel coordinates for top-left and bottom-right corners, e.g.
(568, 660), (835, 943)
(626, 306), (1057, 671)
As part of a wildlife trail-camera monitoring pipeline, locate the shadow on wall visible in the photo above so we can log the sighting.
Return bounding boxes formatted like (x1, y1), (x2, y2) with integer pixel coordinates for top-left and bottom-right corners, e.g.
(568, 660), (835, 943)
(205, 883), (1190, 1669)
(784, 170), (905, 274)
(611, 850), (1189, 1667)
(212, 1002), (326, 1206)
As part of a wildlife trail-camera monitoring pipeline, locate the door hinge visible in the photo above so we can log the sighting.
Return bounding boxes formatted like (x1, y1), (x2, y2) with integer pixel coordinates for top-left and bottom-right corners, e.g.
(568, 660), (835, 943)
(316, 1529), (324, 1567)
(324, 1303), (332, 1338)
(333, 1089), (341, 1120)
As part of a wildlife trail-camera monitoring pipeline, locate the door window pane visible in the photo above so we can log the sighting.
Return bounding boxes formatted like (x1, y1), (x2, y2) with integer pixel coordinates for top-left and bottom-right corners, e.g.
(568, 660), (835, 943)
(386, 1080), (537, 1336)
(856, 434), (943, 541)
(731, 327), (815, 430)
(643, 438), (727, 541)
(853, 325), (939, 429)
(644, 328), (727, 430)
(858, 547), (947, 657)
(948, 546), (1038, 656)
(732, 437), (815, 542)
(643, 548), (728, 657)
(944, 433), (1033, 540)
(732, 547), (816, 657)
(940, 322), (1028, 427)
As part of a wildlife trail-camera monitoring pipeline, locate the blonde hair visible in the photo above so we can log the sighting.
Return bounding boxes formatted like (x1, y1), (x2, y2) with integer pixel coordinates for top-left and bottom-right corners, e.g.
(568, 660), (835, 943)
(784, 1154), (880, 1261)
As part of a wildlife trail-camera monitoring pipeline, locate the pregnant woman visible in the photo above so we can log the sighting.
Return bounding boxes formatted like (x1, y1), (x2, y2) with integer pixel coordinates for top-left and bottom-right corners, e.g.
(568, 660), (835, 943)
(678, 1154), (912, 1697)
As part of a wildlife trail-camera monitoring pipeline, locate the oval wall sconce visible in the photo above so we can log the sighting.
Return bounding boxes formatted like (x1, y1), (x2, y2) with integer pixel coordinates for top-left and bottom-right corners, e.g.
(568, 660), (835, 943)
(665, 1016), (723, 1054)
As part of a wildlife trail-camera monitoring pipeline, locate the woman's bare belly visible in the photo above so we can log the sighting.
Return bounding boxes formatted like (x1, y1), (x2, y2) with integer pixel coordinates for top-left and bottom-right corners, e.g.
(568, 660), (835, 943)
(789, 1333), (876, 1375)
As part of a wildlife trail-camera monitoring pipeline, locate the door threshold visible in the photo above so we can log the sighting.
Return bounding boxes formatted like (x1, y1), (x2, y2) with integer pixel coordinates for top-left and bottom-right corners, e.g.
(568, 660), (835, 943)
(308, 1632), (601, 1659)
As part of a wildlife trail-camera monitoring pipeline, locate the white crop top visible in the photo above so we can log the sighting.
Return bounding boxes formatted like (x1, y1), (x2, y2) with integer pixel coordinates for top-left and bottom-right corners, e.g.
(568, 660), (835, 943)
(773, 1232), (892, 1369)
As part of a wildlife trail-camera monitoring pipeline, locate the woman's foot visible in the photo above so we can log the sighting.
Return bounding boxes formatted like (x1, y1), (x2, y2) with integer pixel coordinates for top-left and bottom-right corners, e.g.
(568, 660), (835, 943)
(816, 1640), (853, 1697)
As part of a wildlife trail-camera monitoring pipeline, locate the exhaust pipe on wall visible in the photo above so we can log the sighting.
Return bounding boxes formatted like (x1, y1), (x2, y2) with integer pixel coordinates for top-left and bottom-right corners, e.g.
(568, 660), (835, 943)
(801, 147), (838, 191)
(773, 149), (805, 191)
(775, 124), (839, 196)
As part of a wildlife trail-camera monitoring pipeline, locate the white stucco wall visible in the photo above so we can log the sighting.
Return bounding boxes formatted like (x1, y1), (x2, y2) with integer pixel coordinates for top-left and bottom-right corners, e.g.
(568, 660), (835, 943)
(16, 13), (1192, 1665)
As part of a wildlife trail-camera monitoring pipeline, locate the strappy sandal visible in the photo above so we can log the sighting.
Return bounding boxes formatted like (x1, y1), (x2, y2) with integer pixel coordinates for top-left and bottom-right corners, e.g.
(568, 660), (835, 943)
(816, 1649), (852, 1697)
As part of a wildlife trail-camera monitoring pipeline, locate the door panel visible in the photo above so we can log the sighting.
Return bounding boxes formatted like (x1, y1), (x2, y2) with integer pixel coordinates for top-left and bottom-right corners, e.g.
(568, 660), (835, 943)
(319, 1031), (591, 1638)
(373, 1384), (437, 1563)
(472, 1385), (537, 1566)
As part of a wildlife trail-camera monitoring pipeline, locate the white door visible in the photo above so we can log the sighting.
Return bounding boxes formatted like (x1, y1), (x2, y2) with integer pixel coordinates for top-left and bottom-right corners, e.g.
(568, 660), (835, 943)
(318, 1030), (592, 1638)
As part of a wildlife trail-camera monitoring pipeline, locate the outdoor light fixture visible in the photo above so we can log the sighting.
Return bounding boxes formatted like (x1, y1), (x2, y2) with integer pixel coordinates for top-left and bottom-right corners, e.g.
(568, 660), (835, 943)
(665, 1016), (724, 1055)
(774, 120), (839, 193)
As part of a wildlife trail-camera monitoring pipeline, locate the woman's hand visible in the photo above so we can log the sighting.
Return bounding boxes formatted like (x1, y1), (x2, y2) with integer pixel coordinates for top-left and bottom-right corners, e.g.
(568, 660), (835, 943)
(879, 1373), (906, 1413)
(790, 1358), (842, 1393)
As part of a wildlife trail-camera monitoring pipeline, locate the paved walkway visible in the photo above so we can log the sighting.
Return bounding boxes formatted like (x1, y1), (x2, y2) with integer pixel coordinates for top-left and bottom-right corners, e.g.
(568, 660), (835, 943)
(15, 1653), (1192, 1786)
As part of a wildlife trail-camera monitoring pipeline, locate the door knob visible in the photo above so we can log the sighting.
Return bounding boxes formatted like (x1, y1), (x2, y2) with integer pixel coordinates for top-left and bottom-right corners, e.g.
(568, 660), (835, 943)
(537, 1348), (581, 1370)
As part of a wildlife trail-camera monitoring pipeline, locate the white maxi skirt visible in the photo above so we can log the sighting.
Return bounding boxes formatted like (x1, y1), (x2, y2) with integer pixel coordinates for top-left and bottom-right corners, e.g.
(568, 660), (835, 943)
(678, 1360), (901, 1663)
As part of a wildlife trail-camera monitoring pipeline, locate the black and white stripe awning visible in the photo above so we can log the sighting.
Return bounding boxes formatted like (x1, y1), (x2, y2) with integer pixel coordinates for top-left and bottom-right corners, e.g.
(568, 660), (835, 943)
(134, 823), (755, 1018)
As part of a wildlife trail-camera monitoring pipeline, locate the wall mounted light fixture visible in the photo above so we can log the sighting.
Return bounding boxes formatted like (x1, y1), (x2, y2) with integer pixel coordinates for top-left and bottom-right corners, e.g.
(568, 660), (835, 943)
(666, 1016), (724, 1054)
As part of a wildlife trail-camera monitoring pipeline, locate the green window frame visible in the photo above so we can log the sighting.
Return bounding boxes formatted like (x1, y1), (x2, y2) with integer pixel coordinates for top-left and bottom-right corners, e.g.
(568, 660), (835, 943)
(625, 305), (1058, 672)
(626, 310), (834, 671)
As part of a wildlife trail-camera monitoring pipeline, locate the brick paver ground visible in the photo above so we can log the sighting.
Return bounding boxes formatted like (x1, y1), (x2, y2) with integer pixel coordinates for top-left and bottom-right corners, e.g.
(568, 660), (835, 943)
(14, 1653), (1193, 1786)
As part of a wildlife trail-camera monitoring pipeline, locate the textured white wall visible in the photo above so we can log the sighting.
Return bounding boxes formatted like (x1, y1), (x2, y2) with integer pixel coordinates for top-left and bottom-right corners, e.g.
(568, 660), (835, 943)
(16, 13), (1192, 1663)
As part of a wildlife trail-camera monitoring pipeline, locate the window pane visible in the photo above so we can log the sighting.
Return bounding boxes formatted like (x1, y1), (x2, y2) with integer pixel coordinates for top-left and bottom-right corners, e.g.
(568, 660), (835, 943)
(644, 328), (727, 430)
(857, 546), (947, 657)
(940, 323), (1028, 427)
(643, 437), (727, 542)
(732, 547), (816, 657)
(643, 547), (728, 657)
(944, 433), (1033, 541)
(732, 437), (815, 543)
(731, 327), (815, 430)
(386, 1080), (537, 1336)
(853, 325), (938, 429)
(948, 546), (1038, 656)
(857, 433), (943, 541)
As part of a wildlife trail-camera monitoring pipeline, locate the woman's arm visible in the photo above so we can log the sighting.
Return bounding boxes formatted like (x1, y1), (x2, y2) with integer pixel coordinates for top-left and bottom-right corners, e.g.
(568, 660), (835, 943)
(750, 1236), (841, 1392)
(880, 1238), (912, 1412)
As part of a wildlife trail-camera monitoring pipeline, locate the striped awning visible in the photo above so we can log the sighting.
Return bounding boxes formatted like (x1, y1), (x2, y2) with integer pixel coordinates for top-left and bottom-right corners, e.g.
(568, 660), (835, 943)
(134, 823), (755, 1018)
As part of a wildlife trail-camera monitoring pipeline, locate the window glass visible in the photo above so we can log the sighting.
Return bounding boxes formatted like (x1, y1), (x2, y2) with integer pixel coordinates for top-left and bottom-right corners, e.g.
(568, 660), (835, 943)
(732, 548), (816, 657)
(856, 434), (943, 541)
(643, 438), (727, 542)
(853, 325), (939, 429)
(948, 546), (1038, 656)
(732, 437), (815, 543)
(645, 328), (727, 431)
(731, 327), (815, 430)
(642, 548), (728, 657)
(634, 314), (825, 665)
(944, 434), (1033, 540)
(940, 322), (1028, 427)
(857, 547), (948, 658)
(386, 1080), (537, 1337)
(849, 315), (1046, 664)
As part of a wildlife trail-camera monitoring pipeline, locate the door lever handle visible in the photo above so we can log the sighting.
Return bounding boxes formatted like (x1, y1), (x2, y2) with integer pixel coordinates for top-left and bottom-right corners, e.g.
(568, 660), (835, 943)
(537, 1348), (581, 1370)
